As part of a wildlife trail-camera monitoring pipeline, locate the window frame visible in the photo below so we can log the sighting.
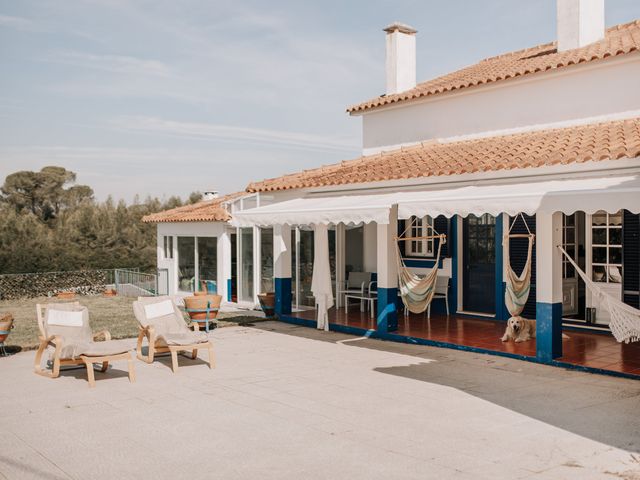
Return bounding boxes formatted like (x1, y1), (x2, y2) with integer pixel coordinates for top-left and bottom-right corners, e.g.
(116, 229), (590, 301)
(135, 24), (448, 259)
(404, 216), (435, 258)
(591, 210), (622, 284)
(163, 235), (174, 259)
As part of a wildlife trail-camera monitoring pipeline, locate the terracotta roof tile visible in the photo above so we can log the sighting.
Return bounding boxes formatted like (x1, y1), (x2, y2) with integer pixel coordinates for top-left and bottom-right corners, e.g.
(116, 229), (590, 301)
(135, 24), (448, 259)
(246, 118), (640, 193)
(347, 20), (640, 113)
(142, 192), (244, 223)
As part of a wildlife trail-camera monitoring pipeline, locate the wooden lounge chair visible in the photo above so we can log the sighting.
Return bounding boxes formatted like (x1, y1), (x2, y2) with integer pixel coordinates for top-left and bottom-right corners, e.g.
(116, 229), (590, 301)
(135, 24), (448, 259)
(133, 296), (214, 373)
(34, 303), (135, 388)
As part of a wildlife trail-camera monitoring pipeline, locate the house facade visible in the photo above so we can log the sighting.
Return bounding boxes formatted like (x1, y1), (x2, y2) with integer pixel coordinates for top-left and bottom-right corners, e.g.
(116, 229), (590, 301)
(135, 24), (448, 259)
(146, 0), (640, 376)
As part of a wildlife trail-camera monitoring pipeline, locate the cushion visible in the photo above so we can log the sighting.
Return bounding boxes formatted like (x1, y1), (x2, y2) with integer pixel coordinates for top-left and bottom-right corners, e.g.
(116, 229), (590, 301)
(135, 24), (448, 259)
(60, 339), (132, 359)
(144, 300), (175, 320)
(47, 309), (84, 327)
(160, 331), (209, 346)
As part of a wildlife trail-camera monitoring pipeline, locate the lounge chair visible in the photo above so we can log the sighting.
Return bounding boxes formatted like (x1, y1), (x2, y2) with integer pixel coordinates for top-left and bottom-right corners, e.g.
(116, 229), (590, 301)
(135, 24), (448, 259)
(34, 303), (135, 388)
(133, 296), (214, 372)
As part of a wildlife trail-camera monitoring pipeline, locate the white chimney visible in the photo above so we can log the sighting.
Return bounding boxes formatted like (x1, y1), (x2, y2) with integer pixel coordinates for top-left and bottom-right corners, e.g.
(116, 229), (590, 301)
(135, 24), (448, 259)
(384, 22), (417, 95)
(557, 0), (605, 52)
(203, 190), (219, 201)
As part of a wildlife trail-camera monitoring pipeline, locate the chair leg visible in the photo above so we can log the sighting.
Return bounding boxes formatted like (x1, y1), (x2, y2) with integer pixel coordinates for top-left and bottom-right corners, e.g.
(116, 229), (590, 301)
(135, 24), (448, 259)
(207, 344), (215, 369)
(191, 349), (197, 360)
(127, 355), (136, 383)
(445, 296), (450, 316)
(427, 304), (431, 320)
(170, 349), (179, 373)
(84, 360), (96, 388)
(100, 361), (109, 373)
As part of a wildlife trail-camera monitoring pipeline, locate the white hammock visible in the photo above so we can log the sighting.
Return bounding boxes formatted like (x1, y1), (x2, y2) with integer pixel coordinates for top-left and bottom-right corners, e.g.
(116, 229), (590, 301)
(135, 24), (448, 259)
(394, 219), (445, 314)
(559, 246), (640, 343)
(504, 213), (535, 317)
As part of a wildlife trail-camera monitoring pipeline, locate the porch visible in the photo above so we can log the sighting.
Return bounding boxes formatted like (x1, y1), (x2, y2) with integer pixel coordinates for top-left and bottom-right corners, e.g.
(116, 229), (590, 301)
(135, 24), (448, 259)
(284, 308), (640, 378)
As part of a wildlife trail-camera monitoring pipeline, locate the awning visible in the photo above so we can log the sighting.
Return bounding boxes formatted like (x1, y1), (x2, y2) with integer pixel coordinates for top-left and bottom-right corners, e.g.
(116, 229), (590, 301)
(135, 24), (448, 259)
(233, 174), (640, 226)
(232, 194), (395, 226)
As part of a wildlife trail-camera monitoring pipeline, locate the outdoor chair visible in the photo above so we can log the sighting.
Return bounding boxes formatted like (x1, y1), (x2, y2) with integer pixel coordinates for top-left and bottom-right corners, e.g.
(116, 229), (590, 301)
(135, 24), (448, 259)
(133, 296), (214, 373)
(0, 313), (14, 356)
(427, 276), (450, 319)
(338, 272), (372, 309)
(34, 303), (135, 388)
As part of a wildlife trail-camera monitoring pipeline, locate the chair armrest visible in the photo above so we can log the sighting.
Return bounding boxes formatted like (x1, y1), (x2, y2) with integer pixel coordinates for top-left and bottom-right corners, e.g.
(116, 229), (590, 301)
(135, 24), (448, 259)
(45, 334), (63, 347)
(359, 281), (366, 294)
(93, 330), (111, 341)
(368, 281), (377, 296)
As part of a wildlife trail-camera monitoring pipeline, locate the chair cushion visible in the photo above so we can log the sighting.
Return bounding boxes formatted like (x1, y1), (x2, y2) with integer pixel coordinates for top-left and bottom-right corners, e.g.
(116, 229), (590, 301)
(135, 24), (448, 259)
(144, 300), (175, 319)
(60, 339), (132, 359)
(159, 331), (209, 346)
(47, 309), (84, 327)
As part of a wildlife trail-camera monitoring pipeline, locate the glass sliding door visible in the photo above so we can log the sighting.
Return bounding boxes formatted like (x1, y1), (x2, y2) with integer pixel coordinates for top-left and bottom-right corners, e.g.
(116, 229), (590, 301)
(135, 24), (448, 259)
(239, 227), (254, 303)
(177, 236), (196, 293)
(298, 229), (314, 307)
(260, 228), (274, 293)
(197, 237), (217, 293)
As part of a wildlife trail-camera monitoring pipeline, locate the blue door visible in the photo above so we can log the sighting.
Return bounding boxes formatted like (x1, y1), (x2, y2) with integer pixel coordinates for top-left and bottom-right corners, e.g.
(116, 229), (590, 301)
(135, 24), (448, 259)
(463, 214), (496, 314)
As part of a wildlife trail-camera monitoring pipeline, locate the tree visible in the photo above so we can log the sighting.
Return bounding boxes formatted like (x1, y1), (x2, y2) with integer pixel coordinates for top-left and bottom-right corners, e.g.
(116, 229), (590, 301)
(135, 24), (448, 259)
(1, 166), (93, 221)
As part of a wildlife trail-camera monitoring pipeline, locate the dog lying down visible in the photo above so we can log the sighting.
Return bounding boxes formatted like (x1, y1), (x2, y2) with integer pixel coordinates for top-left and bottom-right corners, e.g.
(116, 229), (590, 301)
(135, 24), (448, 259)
(501, 316), (570, 343)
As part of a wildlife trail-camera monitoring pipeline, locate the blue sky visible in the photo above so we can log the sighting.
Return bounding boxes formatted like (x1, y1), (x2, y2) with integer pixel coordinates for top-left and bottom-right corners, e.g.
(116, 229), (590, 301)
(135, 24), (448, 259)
(1, 0), (639, 201)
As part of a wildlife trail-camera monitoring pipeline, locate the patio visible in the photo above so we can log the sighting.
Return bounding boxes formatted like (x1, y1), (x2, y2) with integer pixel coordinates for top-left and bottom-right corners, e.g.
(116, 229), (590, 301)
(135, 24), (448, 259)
(286, 308), (640, 378)
(0, 322), (639, 479)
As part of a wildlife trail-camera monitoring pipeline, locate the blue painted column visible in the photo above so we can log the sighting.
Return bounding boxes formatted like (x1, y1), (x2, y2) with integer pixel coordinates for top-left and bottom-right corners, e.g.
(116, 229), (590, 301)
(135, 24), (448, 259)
(273, 224), (292, 317)
(535, 212), (563, 362)
(376, 205), (398, 332)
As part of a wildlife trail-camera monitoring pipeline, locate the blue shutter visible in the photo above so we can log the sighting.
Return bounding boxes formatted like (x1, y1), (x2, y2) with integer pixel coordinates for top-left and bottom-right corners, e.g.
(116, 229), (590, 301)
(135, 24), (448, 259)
(623, 210), (640, 308)
(508, 214), (536, 318)
(434, 215), (450, 257)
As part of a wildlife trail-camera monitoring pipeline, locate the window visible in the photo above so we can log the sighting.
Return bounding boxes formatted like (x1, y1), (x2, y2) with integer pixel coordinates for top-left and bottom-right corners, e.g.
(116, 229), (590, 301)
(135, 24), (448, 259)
(405, 216), (434, 257)
(591, 210), (622, 284)
(163, 236), (174, 259)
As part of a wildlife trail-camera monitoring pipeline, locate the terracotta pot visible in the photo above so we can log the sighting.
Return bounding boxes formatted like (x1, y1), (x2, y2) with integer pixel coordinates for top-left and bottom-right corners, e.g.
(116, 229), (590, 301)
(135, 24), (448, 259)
(258, 292), (276, 318)
(56, 291), (76, 299)
(193, 291), (208, 297)
(184, 295), (222, 321)
(0, 314), (14, 344)
(103, 289), (117, 297)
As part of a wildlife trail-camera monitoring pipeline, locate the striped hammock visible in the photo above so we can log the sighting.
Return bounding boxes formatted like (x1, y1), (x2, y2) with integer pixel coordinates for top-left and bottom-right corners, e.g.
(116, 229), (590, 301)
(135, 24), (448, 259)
(394, 218), (445, 314)
(504, 214), (535, 317)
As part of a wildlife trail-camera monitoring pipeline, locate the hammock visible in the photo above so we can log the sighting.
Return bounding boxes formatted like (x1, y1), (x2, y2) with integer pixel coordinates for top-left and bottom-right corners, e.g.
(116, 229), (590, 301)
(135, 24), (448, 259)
(394, 218), (446, 314)
(558, 246), (640, 344)
(504, 213), (535, 317)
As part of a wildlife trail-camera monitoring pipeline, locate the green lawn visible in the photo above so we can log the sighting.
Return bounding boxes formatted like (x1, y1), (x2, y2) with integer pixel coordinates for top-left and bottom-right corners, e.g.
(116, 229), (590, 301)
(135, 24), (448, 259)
(0, 295), (265, 351)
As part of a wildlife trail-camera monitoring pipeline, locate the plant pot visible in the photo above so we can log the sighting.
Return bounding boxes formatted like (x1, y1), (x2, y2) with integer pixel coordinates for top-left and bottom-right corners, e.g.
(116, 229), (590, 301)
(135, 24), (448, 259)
(0, 314), (14, 344)
(56, 291), (76, 299)
(193, 291), (208, 297)
(184, 295), (222, 321)
(258, 292), (276, 318)
(103, 289), (117, 297)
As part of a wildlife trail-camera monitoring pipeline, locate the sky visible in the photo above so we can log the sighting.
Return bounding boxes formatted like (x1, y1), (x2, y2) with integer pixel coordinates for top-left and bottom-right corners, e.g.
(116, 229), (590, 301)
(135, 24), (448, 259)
(1, 0), (640, 202)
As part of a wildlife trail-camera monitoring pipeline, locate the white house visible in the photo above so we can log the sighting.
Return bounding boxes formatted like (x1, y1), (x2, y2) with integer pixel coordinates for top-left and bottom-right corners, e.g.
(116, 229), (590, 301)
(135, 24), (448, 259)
(148, 0), (640, 376)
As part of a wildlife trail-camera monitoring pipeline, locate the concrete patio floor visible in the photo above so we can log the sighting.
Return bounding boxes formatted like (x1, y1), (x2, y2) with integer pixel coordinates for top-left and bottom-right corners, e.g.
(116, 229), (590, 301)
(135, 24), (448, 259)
(0, 321), (639, 480)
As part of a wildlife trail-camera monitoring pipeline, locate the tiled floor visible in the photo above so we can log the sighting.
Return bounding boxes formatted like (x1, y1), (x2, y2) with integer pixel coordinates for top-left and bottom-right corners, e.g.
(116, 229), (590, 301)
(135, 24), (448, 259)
(289, 307), (640, 377)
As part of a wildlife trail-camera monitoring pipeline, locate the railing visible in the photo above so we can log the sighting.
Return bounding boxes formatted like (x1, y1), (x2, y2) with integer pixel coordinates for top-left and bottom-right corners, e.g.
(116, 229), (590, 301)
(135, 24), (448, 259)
(114, 269), (157, 297)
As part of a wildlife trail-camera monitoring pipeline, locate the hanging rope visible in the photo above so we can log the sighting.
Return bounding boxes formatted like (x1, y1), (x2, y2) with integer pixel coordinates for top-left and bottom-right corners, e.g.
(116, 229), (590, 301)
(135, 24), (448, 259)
(394, 217), (446, 314)
(558, 246), (640, 343)
(504, 213), (535, 317)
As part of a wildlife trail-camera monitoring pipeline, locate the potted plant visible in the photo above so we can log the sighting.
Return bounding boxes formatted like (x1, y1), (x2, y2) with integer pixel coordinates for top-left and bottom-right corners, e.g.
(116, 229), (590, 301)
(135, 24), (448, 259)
(258, 292), (276, 319)
(184, 294), (222, 331)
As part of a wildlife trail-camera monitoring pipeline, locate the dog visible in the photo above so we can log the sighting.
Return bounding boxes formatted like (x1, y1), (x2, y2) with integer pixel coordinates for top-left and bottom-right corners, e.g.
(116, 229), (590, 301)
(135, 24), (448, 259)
(501, 316), (571, 342)
(501, 316), (536, 343)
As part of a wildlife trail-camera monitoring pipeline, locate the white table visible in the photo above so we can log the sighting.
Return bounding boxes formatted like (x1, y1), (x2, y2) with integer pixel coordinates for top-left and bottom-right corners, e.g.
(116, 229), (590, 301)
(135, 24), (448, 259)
(345, 292), (377, 318)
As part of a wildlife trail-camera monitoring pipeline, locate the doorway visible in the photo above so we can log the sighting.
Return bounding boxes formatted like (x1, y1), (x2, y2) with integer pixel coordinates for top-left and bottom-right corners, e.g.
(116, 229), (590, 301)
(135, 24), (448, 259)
(463, 214), (496, 314)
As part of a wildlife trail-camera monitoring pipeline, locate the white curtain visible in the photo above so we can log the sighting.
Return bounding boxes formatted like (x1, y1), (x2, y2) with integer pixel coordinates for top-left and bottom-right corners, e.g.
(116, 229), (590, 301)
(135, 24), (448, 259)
(311, 224), (334, 331)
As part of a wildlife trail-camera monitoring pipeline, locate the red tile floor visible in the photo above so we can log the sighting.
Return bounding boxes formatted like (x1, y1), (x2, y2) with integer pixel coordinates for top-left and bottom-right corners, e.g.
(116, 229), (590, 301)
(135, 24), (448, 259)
(289, 307), (640, 377)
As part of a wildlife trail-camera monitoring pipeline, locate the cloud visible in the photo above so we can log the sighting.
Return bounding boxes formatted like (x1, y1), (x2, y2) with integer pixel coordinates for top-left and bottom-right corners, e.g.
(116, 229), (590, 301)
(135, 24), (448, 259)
(0, 14), (37, 31)
(109, 116), (360, 154)
(44, 51), (171, 77)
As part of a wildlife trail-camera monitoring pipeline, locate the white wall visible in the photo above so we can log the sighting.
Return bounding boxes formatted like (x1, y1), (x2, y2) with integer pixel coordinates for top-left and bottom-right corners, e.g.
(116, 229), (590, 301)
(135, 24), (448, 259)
(361, 54), (640, 154)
